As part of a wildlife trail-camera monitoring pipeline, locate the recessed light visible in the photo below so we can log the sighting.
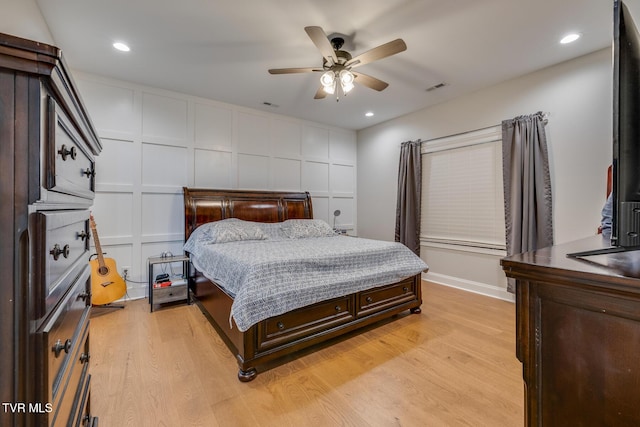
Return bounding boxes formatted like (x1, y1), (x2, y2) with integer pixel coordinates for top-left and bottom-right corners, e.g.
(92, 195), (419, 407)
(365, 112), (374, 117)
(113, 42), (130, 52)
(560, 33), (581, 44)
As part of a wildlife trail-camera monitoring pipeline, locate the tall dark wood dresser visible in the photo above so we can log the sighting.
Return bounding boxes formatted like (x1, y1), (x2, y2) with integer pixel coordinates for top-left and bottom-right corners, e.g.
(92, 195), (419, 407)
(0, 33), (101, 426)
(502, 235), (640, 427)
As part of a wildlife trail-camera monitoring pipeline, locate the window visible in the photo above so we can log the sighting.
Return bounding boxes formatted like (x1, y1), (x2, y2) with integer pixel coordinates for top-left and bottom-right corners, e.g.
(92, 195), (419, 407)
(420, 126), (506, 252)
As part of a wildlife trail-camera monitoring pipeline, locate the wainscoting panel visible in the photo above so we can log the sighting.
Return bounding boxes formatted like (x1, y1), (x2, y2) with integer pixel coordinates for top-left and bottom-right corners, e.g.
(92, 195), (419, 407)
(91, 192), (134, 238)
(271, 158), (301, 191)
(311, 196), (330, 224)
(142, 92), (188, 144)
(194, 102), (233, 148)
(76, 72), (357, 297)
(237, 154), (270, 190)
(303, 126), (330, 159)
(96, 138), (136, 186)
(141, 143), (188, 187)
(76, 81), (136, 137)
(194, 149), (233, 188)
(330, 129), (357, 162)
(303, 161), (330, 193)
(140, 192), (184, 238)
(237, 111), (270, 155)
(330, 164), (355, 195)
(272, 119), (302, 157)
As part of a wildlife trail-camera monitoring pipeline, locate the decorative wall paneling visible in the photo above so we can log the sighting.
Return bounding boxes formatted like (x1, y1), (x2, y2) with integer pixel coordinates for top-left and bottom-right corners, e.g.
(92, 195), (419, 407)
(75, 73), (357, 299)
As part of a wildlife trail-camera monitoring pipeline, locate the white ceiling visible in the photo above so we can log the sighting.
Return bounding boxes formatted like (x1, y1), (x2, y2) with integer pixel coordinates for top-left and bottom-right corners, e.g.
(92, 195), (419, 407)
(36, 0), (625, 130)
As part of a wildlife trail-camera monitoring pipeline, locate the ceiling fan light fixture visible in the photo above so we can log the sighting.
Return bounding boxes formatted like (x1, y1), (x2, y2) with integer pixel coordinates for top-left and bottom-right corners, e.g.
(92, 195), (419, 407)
(339, 70), (355, 93)
(270, 26), (406, 100)
(323, 82), (336, 94)
(321, 71), (335, 86)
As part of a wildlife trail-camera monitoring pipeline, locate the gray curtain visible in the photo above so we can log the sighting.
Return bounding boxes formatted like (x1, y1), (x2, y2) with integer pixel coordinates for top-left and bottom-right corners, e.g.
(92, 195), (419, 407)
(395, 140), (422, 256)
(502, 112), (553, 292)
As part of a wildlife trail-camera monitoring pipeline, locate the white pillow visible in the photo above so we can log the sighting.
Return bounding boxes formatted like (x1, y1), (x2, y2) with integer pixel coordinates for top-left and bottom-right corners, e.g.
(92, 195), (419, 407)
(281, 219), (336, 239)
(183, 218), (266, 253)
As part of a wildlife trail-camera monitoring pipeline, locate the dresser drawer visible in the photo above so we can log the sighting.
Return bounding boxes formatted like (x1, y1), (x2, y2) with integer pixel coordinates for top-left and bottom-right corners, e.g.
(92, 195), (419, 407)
(43, 96), (96, 205)
(357, 277), (418, 317)
(153, 284), (188, 305)
(258, 295), (355, 351)
(49, 319), (90, 427)
(31, 210), (91, 318)
(73, 374), (96, 427)
(37, 272), (91, 410)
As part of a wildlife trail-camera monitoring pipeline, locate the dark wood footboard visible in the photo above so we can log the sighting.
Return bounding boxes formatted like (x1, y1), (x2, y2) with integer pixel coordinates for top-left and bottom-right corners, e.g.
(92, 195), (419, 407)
(190, 271), (422, 381)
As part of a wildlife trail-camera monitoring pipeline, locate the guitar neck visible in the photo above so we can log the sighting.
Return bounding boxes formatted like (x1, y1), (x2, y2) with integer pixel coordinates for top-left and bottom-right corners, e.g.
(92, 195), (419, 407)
(89, 217), (106, 267)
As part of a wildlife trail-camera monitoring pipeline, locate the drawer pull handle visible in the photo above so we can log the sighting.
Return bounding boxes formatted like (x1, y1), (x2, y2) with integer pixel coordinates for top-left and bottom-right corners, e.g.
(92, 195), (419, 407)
(50, 244), (70, 260)
(335, 305), (342, 312)
(82, 167), (95, 178)
(366, 296), (373, 303)
(78, 292), (90, 302)
(77, 230), (90, 241)
(403, 286), (409, 293)
(52, 339), (72, 357)
(58, 144), (77, 161)
(80, 352), (90, 364)
(277, 321), (285, 330)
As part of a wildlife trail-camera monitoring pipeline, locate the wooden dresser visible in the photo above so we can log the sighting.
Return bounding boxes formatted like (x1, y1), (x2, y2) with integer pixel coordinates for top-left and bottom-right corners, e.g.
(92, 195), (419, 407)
(0, 33), (101, 426)
(501, 235), (640, 427)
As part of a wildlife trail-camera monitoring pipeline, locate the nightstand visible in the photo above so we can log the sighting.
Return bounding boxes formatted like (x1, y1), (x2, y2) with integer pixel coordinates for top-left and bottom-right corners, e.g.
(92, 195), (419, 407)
(148, 254), (190, 312)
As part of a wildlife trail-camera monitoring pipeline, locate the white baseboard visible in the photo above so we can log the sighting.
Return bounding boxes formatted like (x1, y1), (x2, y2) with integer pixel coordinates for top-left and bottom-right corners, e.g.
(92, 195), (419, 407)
(422, 272), (515, 303)
(119, 283), (147, 303)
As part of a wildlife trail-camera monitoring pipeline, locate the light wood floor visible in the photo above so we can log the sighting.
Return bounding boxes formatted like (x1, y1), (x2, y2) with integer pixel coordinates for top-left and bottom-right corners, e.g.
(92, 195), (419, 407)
(90, 281), (523, 426)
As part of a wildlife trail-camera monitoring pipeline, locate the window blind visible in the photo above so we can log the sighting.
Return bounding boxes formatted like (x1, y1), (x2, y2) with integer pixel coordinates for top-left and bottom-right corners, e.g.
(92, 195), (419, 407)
(420, 126), (506, 251)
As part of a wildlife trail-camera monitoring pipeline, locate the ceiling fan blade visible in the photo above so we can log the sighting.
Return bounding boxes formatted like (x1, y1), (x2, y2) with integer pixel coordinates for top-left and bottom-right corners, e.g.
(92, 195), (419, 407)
(269, 67), (322, 74)
(352, 71), (389, 91)
(346, 39), (407, 68)
(305, 26), (338, 64)
(314, 86), (328, 99)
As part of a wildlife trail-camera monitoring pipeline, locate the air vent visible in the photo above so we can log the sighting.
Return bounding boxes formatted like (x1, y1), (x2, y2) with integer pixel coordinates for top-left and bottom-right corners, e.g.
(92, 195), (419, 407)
(426, 82), (447, 92)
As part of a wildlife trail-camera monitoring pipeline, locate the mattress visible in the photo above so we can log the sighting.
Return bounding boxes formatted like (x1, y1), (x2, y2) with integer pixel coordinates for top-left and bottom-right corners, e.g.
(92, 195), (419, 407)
(186, 223), (428, 332)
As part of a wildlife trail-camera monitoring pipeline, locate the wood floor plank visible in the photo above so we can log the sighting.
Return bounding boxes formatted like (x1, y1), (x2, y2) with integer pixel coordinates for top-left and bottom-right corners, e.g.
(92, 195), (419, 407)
(90, 281), (523, 426)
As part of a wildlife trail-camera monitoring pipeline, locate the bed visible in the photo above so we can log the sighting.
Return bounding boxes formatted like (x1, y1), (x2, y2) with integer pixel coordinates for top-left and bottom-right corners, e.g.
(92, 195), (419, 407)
(183, 187), (427, 381)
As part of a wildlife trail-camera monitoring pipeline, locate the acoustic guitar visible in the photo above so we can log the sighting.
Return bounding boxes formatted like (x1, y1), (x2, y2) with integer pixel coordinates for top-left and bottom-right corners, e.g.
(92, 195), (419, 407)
(89, 214), (126, 305)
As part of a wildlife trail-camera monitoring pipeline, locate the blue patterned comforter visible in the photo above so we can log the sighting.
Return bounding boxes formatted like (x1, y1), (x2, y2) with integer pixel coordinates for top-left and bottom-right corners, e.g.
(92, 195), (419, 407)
(187, 234), (428, 332)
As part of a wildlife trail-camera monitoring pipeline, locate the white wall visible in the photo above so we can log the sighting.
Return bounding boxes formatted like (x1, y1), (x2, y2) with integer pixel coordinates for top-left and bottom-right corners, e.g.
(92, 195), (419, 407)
(357, 48), (612, 300)
(75, 73), (357, 300)
(0, 0), (53, 44)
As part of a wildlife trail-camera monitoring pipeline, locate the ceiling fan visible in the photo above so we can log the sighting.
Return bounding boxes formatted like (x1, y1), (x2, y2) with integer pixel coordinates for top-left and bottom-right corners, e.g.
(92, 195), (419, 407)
(268, 26), (407, 100)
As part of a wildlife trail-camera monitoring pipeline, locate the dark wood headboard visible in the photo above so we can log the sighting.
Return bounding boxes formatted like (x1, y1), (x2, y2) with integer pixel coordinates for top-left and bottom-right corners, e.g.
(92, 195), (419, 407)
(183, 188), (314, 240)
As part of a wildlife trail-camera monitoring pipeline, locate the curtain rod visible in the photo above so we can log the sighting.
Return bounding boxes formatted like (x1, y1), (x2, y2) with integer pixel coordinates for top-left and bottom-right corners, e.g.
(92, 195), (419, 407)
(417, 111), (551, 145)
(420, 123), (499, 145)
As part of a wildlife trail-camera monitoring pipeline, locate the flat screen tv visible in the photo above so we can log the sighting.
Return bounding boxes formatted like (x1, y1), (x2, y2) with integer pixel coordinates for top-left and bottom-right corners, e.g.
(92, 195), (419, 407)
(569, 0), (640, 257)
(612, 0), (640, 249)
